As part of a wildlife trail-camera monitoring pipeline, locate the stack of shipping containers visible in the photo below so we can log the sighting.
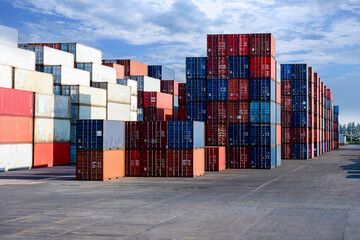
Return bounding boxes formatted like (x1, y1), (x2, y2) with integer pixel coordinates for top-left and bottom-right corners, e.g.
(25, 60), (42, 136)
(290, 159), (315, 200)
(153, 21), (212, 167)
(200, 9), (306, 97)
(333, 106), (340, 149)
(178, 83), (187, 121)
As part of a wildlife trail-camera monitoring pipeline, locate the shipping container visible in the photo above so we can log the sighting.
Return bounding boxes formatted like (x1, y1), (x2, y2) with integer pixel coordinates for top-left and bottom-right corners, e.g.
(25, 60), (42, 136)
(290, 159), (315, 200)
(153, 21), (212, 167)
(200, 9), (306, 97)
(71, 105), (107, 122)
(127, 79), (138, 96)
(186, 79), (207, 101)
(0, 116), (33, 143)
(250, 56), (276, 79)
(142, 122), (168, 149)
(228, 79), (249, 100)
(292, 80), (308, 96)
(282, 127), (291, 144)
(148, 65), (175, 80)
(76, 150), (125, 180)
(34, 117), (54, 143)
(205, 146), (226, 171)
(168, 121), (205, 149)
(0, 88), (33, 116)
(102, 63), (125, 79)
(0, 64), (12, 88)
(249, 78), (275, 101)
(53, 142), (70, 166)
(61, 43), (102, 64)
(0, 143), (32, 171)
(292, 111), (308, 127)
(281, 64), (291, 80)
(227, 146), (249, 168)
(249, 124), (275, 146)
(205, 124), (227, 146)
(282, 96), (292, 111)
(207, 101), (227, 123)
(103, 59), (147, 76)
(249, 33), (275, 58)
(54, 95), (71, 119)
(43, 65), (90, 87)
(228, 34), (249, 56)
(282, 143), (292, 159)
(76, 62), (116, 83)
(168, 149), (205, 177)
(143, 92), (173, 109)
(207, 56), (228, 79)
(228, 101), (249, 123)
(207, 79), (228, 101)
(250, 146), (276, 169)
(143, 108), (173, 121)
(178, 83), (186, 104)
(186, 102), (207, 122)
(61, 85), (106, 107)
(125, 121), (142, 149)
(54, 119), (71, 142)
(178, 104), (186, 121)
(0, 25), (18, 47)
(228, 124), (249, 146)
(291, 64), (307, 80)
(92, 82), (131, 104)
(130, 76), (160, 92)
(250, 101), (275, 123)
(161, 80), (179, 95)
(292, 96), (308, 111)
(276, 103), (281, 124)
(207, 34), (227, 56)
(228, 56), (249, 79)
(125, 150), (142, 176)
(291, 128), (308, 143)
(34, 143), (54, 167)
(292, 143), (308, 159)
(141, 149), (167, 177)
(130, 96), (137, 111)
(282, 111), (292, 127)
(186, 57), (207, 79)
(0, 44), (35, 71)
(14, 68), (53, 94)
(281, 80), (292, 96)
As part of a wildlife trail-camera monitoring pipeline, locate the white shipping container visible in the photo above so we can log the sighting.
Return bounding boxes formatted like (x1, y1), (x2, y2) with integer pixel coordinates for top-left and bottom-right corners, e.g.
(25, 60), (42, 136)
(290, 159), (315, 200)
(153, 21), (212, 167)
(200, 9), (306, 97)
(127, 79), (138, 96)
(0, 64), (12, 88)
(54, 95), (71, 119)
(0, 44), (35, 71)
(61, 66), (90, 86)
(107, 102), (130, 121)
(43, 46), (74, 68)
(35, 93), (55, 118)
(62, 43), (102, 64)
(0, 25), (18, 48)
(130, 111), (137, 121)
(0, 143), (32, 172)
(92, 64), (116, 83)
(130, 96), (137, 111)
(61, 85), (106, 107)
(34, 117), (54, 143)
(79, 105), (107, 120)
(14, 68), (53, 94)
(54, 119), (70, 142)
(92, 82), (131, 104)
(142, 76), (161, 92)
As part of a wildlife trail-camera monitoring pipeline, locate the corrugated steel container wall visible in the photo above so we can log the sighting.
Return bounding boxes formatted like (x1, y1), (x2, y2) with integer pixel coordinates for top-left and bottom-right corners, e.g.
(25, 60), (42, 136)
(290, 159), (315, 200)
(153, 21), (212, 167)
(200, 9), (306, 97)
(178, 105), (186, 121)
(207, 56), (228, 79)
(276, 103), (281, 124)
(70, 144), (76, 163)
(141, 149), (167, 177)
(276, 61), (281, 83)
(53, 142), (70, 166)
(291, 64), (307, 80)
(0, 88), (33, 116)
(54, 95), (71, 119)
(130, 96), (137, 111)
(186, 79), (207, 101)
(229, 56), (249, 79)
(207, 79), (228, 101)
(186, 57), (207, 79)
(14, 68), (53, 94)
(137, 108), (143, 121)
(125, 150), (141, 176)
(291, 128), (308, 143)
(61, 85), (106, 107)
(205, 146), (226, 171)
(282, 143), (292, 159)
(143, 92), (173, 109)
(282, 80), (292, 96)
(276, 145), (281, 166)
(0, 143), (32, 172)
(42, 65), (90, 87)
(228, 34), (249, 56)
(127, 79), (138, 96)
(249, 33), (276, 58)
(228, 79), (249, 101)
(161, 80), (179, 96)
(61, 43), (102, 64)
(282, 111), (292, 127)
(249, 124), (275, 146)
(207, 34), (228, 56)
(228, 101), (249, 123)
(228, 124), (249, 146)
(0, 44), (35, 71)
(250, 56), (276, 80)
(207, 101), (227, 123)
(76, 120), (125, 150)
(34, 117), (54, 143)
(76, 105), (107, 121)
(142, 122), (168, 149)
(282, 127), (291, 143)
(178, 83), (186, 104)
(130, 76), (160, 92)
(92, 82), (131, 104)
(276, 82), (281, 104)
(282, 96), (292, 111)
(281, 64), (291, 80)
(143, 108), (173, 121)
(39, 46), (74, 67)
(35, 93), (54, 118)
(168, 121), (205, 149)
(250, 101), (275, 123)
(0, 64), (12, 88)
(186, 102), (207, 122)
(76, 150), (125, 180)
(125, 121), (142, 149)
(54, 119), (71, 142)
(103, 59), (147, 76)
(102, 63), (125, 79)
(76, 63), (116, 84)
(0, 116), (33, 143)
(227, 146), (249, 168)
(292, 95), (308, 112)
(107, 102), (128, 120)
(174, 95), (179, 108)
(0, 25), (18, 47)
(148, 65), (175, 80)
(167, 149), (205, 177)
(292, 111), (308, 127)
(250, 146), (276, 169)
(205, 124), (227, 146)
(292, 80), (308, 96)
(249, 79), (275, 101)
(33, 143), (53, 167)
(292, 143), (308, 159)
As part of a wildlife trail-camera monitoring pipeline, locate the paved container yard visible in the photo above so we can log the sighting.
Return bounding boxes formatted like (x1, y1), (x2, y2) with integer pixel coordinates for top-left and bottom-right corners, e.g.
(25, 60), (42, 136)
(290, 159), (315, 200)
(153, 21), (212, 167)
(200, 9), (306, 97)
(0, 145), (359, 240)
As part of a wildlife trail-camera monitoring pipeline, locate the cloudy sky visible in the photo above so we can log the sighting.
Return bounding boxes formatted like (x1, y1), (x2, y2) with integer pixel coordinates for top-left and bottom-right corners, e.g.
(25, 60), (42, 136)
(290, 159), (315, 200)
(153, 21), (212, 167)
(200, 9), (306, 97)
(0, 0), (359, 124)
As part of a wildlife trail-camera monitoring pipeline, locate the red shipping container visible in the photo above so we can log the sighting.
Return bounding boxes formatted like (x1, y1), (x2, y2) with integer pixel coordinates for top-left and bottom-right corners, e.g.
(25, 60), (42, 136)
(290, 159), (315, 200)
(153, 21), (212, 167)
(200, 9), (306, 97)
(53, 143), (70, 166)
(308, 96), (314, 114)
(282, 144), (292, 159)
(249, 33), (276, 58)
(228, 101), (249, 123)
(102, 63), (125, 79)
(228, 34), (249, 56)
(206, 124), (227, 146)
(28, 43), (61, 50)
(168, 149), (205, 177)
(250, 56), (276, 80)
(141, 149), (167, 177)
(308, 128), (314, 144)
(143, 92), (173, 109)
(207, 56), (228, 79)
(76, 150), (125, 181)
(143, 108), (173, 121)
(142, 122), (168, 149)
(161, 80), (179, 96)
(205, 146), (226, 171)
(106, 59), (148, 76)
(281, 96), (292, 111)
(281, 111), (292, 127)
(207, 34), (228, 56)
(137, 91), (144, 108)
(308, 144), (314, 159)
(227, 146), (249, 168)
(125, 122), (142, 149)
(0, 116), (33, 143)
(228, 79), (249, 100)
(282, 127), (291, 143)
(34, 143), (54, 168)
(282, 80), (292, 96)
(276, 125), (281, 145)
(173, 109), (179, 121)
(276, 82), (281, 104)
(207, 101), (227, 123)
(125, 150), (141, 177)
(291, 128), (308, 143)
(309, 113), (314, 128)
(178, 83), (186, 104)
(0, 88), (33, 117)
(178, 104), (187, 121)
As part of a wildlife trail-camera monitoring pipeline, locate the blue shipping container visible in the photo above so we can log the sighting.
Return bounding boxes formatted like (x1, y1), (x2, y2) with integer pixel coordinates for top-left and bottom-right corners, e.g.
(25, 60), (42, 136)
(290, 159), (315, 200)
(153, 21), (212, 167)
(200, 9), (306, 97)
(168, 121), (205, 149)
(249, 79), (275, 101)
(43, 65), (61, 84)
(207, 79), (228, 101)
(76, 120), (125, 150)
(228, 124), (249, 146)
(291, 64), (307, 80)
(276, 145), (281, 167)
(76, 63), (93, 80)
(292, 112), (308, 127)
(186, 57), (207, 79)
(148, 65), (175, 80)
(250, 146), (276, 169)
(53, 85), (61, 95)
(250, 102), (275, 123)
(116, 79), (127, 85)
(292, 143), (308, 159)
(229, 56), (249, 79)
(70, 144), (76, 163)
(292, 96), (308, 111)
(249, 124), (275, 146)
(137, 108), (143, 121)
(334, 106), (339, 114)
(186, 79), (207, 101)
(276, 103), (281, 124)
(292, 80), (308, 96)
(186, 102), (207, 122)
(281, 64), (291, 80)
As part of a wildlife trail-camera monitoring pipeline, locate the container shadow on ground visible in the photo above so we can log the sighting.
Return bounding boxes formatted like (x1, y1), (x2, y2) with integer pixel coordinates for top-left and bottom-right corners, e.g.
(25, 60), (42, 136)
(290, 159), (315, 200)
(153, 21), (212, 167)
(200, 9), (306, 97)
(340, 158), (360, 179)
(0, 167), (76, 181)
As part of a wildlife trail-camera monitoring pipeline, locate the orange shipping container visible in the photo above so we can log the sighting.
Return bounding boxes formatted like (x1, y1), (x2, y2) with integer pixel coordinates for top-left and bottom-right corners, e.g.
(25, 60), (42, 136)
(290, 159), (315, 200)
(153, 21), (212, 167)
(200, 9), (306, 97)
(76, 150), (125, 181)
(276, 125), (281, 145)
(276, 82), (281, 104)
(0, 116), (33, 143)
(109, 59), (148, 76)
(102, 63), (125, 79)
(167, 149), (205, 177)
(34, 143), (54, 168)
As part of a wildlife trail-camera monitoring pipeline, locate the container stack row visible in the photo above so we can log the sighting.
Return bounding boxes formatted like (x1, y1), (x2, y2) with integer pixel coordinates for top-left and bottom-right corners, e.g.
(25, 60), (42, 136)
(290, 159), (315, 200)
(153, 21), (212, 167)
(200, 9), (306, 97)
(333, 106), (340, 149)
(184, 33), (281, 169)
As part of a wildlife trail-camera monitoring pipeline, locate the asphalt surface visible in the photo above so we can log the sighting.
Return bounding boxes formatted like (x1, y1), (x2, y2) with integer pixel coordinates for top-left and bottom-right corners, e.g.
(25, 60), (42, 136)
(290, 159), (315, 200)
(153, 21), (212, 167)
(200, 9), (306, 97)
(0, 145), (359, 240)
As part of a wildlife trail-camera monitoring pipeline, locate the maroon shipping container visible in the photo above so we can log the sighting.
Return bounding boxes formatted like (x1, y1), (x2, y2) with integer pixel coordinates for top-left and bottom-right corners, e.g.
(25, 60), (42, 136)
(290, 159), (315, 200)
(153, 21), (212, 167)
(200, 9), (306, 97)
(178, 83), (186, 104)
(143, 108), (173, 121)
(291, 128), (308, 143)
(206, 124), (227, 146)
(228, 34), (249, 56)
(308, 144), (314, 159)
(137, 91), (144, 108)
(281, 127), (291, 143)
(161, 80), (179, 96)
(0, 88), (33, 117)
(250, 56), (276, 79)
(282, 80), (292, 96)
(143, 92), (173, 109)
(227, 146), (250, 168)
(228, 79), (249, 100)
(28, 42), (61, 50)
(249, 33), (276, 58)
(167, 149), (205, 177)
(282, 144), (292, 159)
(207, 101), (227, 123)
(309, 113), (314, 128)
(281, 96), (292, 111)
(207, 34), (228, 56)
(205, 146), (226, 171)
(178, 104), (187, 121)
(141, 122), (167, 149)
(228, 101), (249, 123)
(173, 109), (179, 121)
(308, 128), (314, 143)
(125, 122), (142, 149)
(125, 150), (141, 177)
(141, 149), (167, 177)
(282, 111), (292, 127)
(207, 56), (228, 79)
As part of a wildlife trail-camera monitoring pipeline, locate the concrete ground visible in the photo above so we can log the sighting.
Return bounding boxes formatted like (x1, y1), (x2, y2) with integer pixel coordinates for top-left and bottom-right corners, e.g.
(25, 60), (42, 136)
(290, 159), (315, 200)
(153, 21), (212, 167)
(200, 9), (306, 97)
(0, 145), (359, 240)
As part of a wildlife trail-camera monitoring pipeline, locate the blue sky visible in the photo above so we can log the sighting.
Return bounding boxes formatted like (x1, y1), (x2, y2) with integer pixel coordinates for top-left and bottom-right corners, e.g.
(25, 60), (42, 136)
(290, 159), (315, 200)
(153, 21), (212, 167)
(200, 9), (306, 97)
(0, 0), (359, 124)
